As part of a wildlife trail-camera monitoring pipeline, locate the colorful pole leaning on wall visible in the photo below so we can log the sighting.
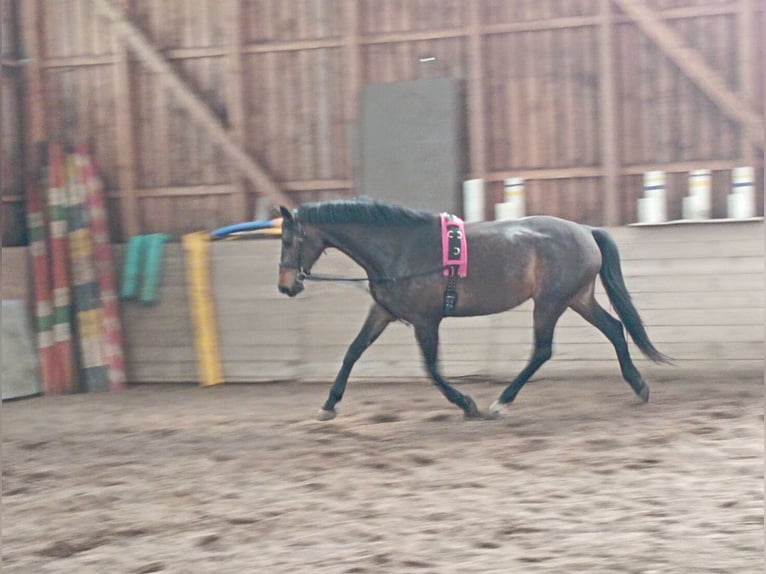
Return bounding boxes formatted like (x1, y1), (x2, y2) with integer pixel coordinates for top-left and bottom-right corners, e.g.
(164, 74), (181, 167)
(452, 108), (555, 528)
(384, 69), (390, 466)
(65, 151), (111, 392)
(76, 143), (127, 391)
(24, 170), (61, 394)
(47, 143), (75, 392)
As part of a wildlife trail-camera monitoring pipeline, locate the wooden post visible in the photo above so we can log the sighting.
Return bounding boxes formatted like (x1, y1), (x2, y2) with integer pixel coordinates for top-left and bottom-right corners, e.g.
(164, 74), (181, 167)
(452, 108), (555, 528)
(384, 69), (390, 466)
(467, 0), (487, 182)
(613, 0), (763, 150)
(599, 0), (620, 226)
(111, 1), (139, 239)
(226, 0), (248, 217)
(92, 0), (296, 208)
(20, 0), (44, 163)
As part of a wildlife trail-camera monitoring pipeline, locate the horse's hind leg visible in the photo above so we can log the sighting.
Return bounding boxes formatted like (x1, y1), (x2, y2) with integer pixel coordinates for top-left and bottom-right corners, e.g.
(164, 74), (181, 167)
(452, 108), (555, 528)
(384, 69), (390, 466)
(318, 303), (394, 420)
(414, 322), (482, 419)
(489, 301), (566, 416)
(570, 292), (650, 402)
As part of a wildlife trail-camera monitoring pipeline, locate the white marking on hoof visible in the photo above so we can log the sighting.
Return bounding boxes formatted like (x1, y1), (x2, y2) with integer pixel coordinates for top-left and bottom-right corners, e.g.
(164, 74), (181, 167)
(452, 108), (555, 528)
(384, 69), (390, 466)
(317, 408), (337, 421)
(487, 400), (510, 418)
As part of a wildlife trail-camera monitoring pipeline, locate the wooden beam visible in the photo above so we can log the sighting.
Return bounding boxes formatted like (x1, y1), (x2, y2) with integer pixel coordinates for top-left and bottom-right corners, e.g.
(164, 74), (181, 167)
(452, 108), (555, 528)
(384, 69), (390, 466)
(105, 180), (353, 200)
(135, 184), (234, 198)
(243, 37), (343, 54)
(613, 0), (763, 150)
(488, 167), (605, 181)
(41, 54), (119, 68)
(91, 0), (296, 209)
(282, 179), (351, 191)
(466, 0), (487, 180)
(1, 57), (25, 68)
(482, 16), (598, 35)
(623, 158), (756, 175)
(360, 27), (467, 45)
(488, 159), (753, 183)
(164, 46), (228, 60)
(599, 0), (620, 225)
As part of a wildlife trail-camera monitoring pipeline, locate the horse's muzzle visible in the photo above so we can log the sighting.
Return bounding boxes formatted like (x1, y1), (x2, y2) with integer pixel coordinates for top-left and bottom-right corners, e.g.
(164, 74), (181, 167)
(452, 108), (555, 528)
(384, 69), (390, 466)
(278, 269), (304, 297)
(278, 282), (304, 297)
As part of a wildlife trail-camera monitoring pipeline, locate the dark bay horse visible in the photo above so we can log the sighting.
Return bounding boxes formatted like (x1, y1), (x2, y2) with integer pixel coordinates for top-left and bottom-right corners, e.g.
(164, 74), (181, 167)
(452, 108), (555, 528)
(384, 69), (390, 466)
(277, 199), (669, 420)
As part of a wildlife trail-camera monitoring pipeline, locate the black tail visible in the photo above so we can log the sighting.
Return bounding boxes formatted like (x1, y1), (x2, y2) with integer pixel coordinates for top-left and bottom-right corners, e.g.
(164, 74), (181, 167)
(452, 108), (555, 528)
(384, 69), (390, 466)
(592, 228), (671, 364)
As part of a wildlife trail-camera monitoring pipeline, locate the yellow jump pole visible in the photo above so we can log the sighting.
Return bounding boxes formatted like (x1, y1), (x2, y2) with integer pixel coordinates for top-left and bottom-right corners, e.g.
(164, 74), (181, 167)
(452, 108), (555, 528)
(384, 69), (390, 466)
(182, 232), (224, 386)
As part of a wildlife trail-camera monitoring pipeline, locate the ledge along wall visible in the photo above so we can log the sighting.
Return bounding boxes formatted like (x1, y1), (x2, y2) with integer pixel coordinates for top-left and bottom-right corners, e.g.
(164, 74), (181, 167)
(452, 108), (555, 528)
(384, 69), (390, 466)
(5, 221), (762, 386)
(120, 220), (763, 384)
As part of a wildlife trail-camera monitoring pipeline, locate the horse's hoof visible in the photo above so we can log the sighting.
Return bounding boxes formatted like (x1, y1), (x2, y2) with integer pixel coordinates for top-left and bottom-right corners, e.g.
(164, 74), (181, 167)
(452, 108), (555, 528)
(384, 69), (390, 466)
(638, 384), (650, 403)
(317, 408), (337, 421)
(487, 399), (510, 418)
(463, 396), (483, 420)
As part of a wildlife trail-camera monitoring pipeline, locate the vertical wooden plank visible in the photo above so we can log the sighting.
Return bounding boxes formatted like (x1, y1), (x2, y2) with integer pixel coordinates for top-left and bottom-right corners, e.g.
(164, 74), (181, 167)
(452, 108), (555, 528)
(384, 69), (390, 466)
(583, 24), (599, 167)
(111, 2), (139, 238)
(264, 51), (281, 180)
(199, 2), (215, 186)
(155, 65), (170, 187)
(314, 0), (333, 180)
(516, 30), (531, 169)
(296, 6), (311, 181)
(738, 0), (756, 166)
(541, 28), (555, 168)
(695, 17), (714, 161)
(21, 0), (44, 167)
(281, 52), (296, 180)
(599, 0), (619, 225)
(507, 33), (523, 170)
(467, 0), (487, 180)
(563, 26), (578, 167)
(226, 0), (247, 216)
(716, 13), (737, 160)
(344, 0), (361, 186)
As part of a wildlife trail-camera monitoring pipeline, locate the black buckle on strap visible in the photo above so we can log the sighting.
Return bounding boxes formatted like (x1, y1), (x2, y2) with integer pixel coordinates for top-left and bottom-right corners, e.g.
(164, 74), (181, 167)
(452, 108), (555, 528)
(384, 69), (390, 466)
(443, 266), (459, 315)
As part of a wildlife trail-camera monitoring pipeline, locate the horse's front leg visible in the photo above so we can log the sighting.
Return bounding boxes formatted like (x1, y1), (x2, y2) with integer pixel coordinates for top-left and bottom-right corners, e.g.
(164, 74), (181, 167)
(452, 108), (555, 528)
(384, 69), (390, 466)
(318, 303), (394, 421)
(414, 322), (482, 419)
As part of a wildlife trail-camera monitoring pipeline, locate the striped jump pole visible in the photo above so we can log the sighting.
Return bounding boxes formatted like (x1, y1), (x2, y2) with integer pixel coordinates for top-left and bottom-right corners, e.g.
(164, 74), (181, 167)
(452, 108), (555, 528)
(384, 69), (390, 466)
(76, 143), (126, 391)
(79, 145), (127, 387)
(65, 151), (110, 392)
(24, 170), (61, 394)
(47, 142), (75, 392)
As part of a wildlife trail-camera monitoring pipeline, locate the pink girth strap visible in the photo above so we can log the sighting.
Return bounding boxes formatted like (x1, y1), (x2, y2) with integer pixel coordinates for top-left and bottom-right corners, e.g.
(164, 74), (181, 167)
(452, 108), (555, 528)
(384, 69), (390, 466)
(440, 213), (468, 277)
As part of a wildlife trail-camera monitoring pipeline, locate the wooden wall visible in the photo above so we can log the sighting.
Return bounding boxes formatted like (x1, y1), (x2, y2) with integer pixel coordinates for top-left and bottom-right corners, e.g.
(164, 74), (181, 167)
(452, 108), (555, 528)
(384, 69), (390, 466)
(118, 221), (763, 384)
(3, 0), (765, 245)
(2, 0), (25, 246)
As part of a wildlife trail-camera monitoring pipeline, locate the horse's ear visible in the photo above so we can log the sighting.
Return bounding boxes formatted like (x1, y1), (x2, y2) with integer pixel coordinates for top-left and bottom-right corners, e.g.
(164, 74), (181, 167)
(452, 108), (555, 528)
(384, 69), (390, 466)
(279, 206), (293, 222)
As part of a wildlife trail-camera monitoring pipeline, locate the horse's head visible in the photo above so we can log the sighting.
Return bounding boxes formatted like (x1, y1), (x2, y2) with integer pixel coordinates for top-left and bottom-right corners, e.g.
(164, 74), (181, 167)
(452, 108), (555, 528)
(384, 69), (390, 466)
(278, 206), (324, 297)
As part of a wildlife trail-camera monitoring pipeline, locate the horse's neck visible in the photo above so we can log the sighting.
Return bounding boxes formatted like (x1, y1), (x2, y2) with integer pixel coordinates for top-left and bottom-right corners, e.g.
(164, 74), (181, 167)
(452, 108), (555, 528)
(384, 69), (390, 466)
(322, 223), (436, 277)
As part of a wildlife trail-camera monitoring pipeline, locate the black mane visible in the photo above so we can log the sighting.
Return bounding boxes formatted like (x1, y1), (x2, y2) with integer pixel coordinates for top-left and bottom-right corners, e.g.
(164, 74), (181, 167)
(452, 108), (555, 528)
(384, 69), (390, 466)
(295, 199), (436, 226)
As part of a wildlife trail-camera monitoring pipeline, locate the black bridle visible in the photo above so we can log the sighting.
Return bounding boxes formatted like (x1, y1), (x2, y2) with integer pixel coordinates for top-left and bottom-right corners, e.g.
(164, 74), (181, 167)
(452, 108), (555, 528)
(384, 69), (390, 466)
(280, 221), (444, 285)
